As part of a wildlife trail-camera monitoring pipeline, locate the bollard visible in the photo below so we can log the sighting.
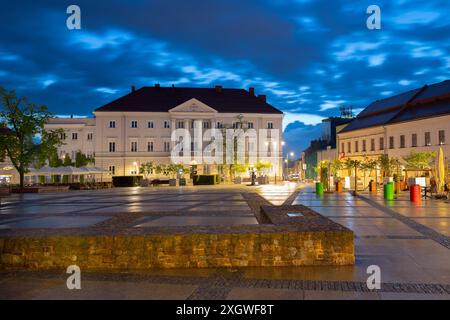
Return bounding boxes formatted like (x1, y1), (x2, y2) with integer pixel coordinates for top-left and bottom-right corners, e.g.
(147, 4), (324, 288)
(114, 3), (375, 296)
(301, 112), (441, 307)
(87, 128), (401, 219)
(316, 182), (324, 195)
(410, 184), (421, 203)
(384, 182), (394, 200)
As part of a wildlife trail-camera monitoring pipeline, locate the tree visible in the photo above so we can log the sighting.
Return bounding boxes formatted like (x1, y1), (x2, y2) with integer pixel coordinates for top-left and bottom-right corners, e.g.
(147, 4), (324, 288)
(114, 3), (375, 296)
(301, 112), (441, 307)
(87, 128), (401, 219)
(0, 88), (63, 187)
(314, 160), (329, 189)
(330, 159), (343, 180)
(231, 163), (248, 177)
(345, 158), (360, 193)
(75, 151), (91, 167)
(255, 161), (272, 176)
(402, 151), (435, 170)
(139, 162), (154, 179)
(378, 154), (393, 177)
(63, 154), (73, 166)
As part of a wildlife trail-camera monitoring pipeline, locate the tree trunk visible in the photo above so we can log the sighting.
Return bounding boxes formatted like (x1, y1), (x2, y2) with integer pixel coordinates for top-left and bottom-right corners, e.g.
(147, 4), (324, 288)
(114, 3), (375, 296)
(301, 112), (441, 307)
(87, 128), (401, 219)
(19, 171), (24, 188)
(354, 166), (358, 192)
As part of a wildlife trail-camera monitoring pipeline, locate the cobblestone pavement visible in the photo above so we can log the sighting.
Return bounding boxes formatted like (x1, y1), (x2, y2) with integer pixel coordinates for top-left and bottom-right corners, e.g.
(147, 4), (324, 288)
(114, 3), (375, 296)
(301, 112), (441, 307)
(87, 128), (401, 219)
(1, 183), (450, 299)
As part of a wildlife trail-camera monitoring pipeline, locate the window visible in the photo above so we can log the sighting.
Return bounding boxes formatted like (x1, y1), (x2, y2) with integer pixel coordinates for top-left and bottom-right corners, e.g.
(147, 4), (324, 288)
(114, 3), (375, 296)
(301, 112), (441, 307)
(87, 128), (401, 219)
(247, 122), (254, 129)
(355, 141), (359, 152)
(341, 142), (345, 153)
(131, 120), (138, 128)
(425, 132), (431, 146)
(87, 133), (93, 141)
(370, 139), (375, 151)
(379, 137), (384, 150)
(164, 120), (170, 128)
(109, 166), (115, 175)
(147, 141), (154, 152)
(347, 141), (351, 153)
(400, 135), (405, 148)
(148, 121), (154, 128)
(389, 136), (394, 149)
(109, 121), (116, 128)
(412, 134), (417, 147)
(61, 132), (66, 140)
(164, 141), (170, 152)
(267, 122), (274, 129)
(362, 140), (366, 152)
(203, 121), (210, 129)
(216, 122), (223, 129)
(131, 141), (138, 152)
(439, 130), (445, 145)
(109, 142), (116, 152)
(177, 121), (184, 129)
(232, 122), (240, 129)
(72, 132), (78, 140)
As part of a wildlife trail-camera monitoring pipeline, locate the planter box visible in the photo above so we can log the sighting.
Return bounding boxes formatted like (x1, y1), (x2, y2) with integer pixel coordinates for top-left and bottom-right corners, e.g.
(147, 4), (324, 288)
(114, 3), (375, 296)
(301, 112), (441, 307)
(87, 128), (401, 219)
(169, 179), (177, 186)
(179, 178), (186, 186)
(257, 176), (269, 185)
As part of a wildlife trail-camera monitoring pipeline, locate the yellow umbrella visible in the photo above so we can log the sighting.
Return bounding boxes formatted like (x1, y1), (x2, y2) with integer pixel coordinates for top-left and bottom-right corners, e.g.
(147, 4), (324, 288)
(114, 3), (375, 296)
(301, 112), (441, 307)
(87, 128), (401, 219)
(437, 147), (445, 192)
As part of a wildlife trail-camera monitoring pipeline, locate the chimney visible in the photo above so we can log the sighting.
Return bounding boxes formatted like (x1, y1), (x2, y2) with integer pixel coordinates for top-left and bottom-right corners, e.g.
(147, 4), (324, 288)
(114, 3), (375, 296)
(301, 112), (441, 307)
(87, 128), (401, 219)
(258, 94), (266, 102)
(154, 83), (160, 88)
(249, 87), (255, 95)
(215, 85), (222, 93)
(131, 85), (135, 92)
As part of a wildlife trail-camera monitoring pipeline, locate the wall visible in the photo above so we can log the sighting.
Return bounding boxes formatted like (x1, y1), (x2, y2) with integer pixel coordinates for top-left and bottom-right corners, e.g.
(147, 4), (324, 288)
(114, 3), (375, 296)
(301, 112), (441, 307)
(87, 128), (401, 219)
(0, 230), (354, 269)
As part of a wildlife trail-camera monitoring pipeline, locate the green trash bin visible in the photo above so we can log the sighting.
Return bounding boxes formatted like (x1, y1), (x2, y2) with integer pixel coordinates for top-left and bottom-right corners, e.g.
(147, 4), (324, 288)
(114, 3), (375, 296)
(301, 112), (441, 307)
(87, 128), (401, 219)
(384, 182), (394, 200)
(316, 182), (324, 195)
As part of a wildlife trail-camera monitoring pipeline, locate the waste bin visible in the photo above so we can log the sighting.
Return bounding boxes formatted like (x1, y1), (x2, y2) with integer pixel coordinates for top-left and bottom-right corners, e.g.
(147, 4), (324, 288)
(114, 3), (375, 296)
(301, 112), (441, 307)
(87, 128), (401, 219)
(316, 182), (324, 195)
(384, 182), (394, 200)
(410, 184), (421, 203)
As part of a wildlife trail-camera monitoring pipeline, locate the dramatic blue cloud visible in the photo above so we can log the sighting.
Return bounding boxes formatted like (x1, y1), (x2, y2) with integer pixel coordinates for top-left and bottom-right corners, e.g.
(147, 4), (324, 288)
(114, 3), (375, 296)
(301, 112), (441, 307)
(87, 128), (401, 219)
(0, 0), (449, 155)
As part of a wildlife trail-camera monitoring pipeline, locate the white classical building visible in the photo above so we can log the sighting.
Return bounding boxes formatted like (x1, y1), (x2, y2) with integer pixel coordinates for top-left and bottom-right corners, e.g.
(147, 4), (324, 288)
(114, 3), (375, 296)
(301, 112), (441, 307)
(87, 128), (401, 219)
(44, 85), (284, 180)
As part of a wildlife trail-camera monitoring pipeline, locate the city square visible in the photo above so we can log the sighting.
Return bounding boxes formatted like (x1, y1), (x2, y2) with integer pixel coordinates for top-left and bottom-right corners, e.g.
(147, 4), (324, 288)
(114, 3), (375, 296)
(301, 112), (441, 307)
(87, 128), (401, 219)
(1, 183), (449, 300)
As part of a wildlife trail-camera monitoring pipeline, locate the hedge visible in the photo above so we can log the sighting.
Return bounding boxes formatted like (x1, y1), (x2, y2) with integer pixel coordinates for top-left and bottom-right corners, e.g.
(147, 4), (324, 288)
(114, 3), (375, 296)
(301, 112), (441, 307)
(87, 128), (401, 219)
(192, 174), (220, 185)
(112, 176), (143, 187)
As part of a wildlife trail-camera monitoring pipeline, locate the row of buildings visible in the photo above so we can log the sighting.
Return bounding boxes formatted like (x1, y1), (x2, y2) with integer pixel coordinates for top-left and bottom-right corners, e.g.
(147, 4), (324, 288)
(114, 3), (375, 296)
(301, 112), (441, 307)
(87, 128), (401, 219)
(298, 80), (450, 187)
(1, 85), (284, 184)
(1, 80), (449, 186)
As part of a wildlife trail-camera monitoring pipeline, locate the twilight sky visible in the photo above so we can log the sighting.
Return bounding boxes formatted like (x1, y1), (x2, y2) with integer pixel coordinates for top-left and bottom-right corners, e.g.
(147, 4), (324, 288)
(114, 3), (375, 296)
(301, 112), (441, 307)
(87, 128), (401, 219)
(1, 0), (449, 153)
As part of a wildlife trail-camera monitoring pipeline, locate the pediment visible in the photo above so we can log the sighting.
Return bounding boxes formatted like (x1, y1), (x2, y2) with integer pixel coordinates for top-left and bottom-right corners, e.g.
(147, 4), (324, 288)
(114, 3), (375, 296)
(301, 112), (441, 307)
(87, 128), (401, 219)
(169, 98), (217, 113)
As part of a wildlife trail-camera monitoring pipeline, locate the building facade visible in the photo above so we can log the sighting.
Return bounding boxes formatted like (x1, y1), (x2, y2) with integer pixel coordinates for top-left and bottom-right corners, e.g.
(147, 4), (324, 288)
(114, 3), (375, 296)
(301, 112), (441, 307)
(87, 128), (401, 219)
(44, 85), (284, 180)
(337, 79), (450, 184)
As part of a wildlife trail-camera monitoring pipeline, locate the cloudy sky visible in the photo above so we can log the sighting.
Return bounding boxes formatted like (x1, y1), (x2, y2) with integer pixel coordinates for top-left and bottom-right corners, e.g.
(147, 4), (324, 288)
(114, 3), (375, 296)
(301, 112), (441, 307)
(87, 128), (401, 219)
(1, 0), (449, 153)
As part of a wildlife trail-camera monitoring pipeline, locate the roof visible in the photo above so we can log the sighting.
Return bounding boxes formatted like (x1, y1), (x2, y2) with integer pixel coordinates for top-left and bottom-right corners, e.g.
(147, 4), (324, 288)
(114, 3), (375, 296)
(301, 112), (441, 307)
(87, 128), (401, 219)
(95, 86), (283, 114)
(340, 80), (450, 133)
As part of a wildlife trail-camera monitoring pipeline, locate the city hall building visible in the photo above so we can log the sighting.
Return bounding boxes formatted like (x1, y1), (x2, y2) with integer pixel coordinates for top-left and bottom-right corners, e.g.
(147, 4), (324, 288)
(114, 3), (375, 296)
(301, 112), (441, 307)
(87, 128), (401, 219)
(44, 85), (284, 180)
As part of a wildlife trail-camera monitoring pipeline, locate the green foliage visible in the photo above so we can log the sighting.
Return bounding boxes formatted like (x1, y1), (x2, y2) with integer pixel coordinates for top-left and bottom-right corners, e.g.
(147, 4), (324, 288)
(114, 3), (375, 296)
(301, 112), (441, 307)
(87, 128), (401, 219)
(231, 163), (248, 176)
(330, 159), (343, 177)
(378, 154), (394, 177)
(75, 151), (91, 167)
(63, 154), (73, 166)
(139, 162), (154, 177)
(0, 87), (63, 186)
(255, 161), (272, 175)
(402, 151), (436, 170)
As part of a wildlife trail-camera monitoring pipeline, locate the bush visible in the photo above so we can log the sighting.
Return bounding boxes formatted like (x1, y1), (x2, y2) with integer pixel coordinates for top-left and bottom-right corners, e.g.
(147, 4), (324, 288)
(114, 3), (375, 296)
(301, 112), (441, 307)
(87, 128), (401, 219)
(112, 176), (143, 187)
(193, 174), (220, 185)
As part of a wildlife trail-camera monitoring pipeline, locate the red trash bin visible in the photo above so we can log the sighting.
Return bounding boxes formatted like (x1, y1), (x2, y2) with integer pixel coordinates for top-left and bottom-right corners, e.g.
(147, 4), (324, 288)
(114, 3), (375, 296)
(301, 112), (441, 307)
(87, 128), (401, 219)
(410, 184), (421, 203)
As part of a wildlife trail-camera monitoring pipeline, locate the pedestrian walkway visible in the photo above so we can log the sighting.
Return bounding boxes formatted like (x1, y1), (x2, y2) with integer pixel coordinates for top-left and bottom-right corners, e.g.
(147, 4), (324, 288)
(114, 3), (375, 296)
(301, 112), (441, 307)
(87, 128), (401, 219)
(1, 184), (450, 299)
